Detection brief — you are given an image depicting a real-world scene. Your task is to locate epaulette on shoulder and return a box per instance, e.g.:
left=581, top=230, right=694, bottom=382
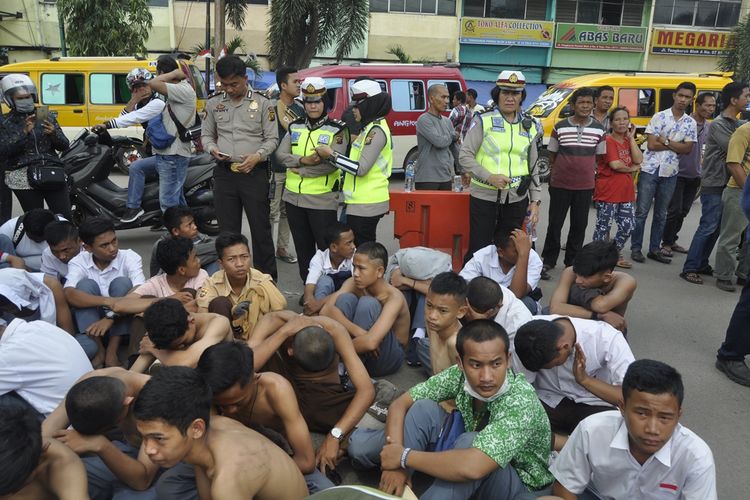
left=206, top=91, right=224, bottom=100
left=327, top=118, right=346, bottom=130
left=252, top=90, right=269, bottom=101
left=477, top=107, right=496, bottom=116
left=290, top=115, right=306, bottom=126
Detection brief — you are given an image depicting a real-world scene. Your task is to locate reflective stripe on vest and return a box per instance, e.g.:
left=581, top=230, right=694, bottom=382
left=471, top=112, right=536, bottom=191
left=286, top=122, right=341, bottom=195
left=342, top=120, right=392, bottom=205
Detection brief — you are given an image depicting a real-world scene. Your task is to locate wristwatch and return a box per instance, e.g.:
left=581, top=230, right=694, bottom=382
left=104, top=309, right=119, bottom=320
left=330, top=427, right=344, bottom=441
left=663, top=138, right=670, bottom=147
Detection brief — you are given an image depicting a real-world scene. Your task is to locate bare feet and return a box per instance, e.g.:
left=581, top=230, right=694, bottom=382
left=104, top=353, right=123, bottom=368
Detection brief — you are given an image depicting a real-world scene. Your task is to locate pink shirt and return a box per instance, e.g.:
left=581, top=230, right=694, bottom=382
left=133, top=270, right=209, bottom=297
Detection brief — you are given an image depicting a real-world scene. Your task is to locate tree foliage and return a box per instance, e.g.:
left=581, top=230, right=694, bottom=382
left=267, top=0, right=369, bottom=69
left=387, top=45, right=412, bottom=64
left=718, top=13, right=750, bottom=83
left=225, top=0, right=251, bottom=31
left=192, top=36, right=262, bottom=77
left=57, top=0, right=153, bottom=56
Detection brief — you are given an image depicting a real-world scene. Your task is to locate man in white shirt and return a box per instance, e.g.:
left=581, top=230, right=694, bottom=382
left=551, top=359, right=717, bottom=500
left=64, top=218, right=145, bottom=368
left=0, top=208, right=59, bottom=271
left=514, top=315, right=635, bottom=435
left=466, top=88, right=485, bottom=115
left=302, top=223, right=355, bottom=316
left=0, top=317, right=91, bottom=417
left=460, top=228, right=543, bottom=313
left=40, top=220, right=82, bottom=284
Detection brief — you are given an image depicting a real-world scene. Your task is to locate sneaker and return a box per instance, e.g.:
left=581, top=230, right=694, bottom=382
left=120, top=207, right=144, bottom=223
left=631, top=250, right=646, bottom=263
left=716, top=279, right=736, bottom=292
left=715, top=358, right=750, bottom=387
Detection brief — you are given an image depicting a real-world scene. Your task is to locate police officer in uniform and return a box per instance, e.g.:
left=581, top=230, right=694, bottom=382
left=315, top=79, right=393, bottom=246
left=201, top=55, right=279, bottom=279
left=459, top=70, right=543, bottom=261
left=276, top=77, right=349, bottom=282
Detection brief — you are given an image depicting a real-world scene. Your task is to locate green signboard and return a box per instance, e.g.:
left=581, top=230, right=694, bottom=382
left=555, top=23, right=647, bottom=52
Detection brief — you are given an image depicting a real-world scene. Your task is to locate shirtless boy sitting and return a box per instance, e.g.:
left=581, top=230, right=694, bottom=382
left=0, top=406, right=89, bottom=500
left=321, top=241, right=410, bottom=376
left=549, top=240, right=637, bottom=333
left=133, top=365, right=308, bottom=500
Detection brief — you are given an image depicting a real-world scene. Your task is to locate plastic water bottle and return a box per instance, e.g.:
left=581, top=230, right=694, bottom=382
left=404, top=161, right=415, bottom=192
left=524, top=210, right=537, bottom=242
left=452, top=175, right=463, bottom=192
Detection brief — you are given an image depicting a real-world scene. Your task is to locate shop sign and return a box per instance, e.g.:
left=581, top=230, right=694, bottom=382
left=651, top=29, right=731, bottom=56
left=555, top=23, right=647, bottom=52
left=460, top=17, right=555, bottom=47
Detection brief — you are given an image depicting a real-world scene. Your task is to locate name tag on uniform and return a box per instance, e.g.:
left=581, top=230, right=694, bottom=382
left=519, top=130, right=530, bottom=137
left=318, top=135, right=330, bottom=145
left=491, top=117, right=505, bottom=131
left=291, top=131, right=301, bottom=142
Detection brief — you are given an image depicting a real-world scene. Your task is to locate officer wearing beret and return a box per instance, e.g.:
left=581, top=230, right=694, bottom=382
left=202, top=55, right=279, bottom=280
left=459, top=70, right=543, bottom=261
left=276, top=77, right=349, bottom=282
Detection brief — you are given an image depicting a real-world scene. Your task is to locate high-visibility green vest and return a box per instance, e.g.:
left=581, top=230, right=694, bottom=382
left=286, top=121, right=341, bottom=195
left=471, top=111, right=538, bottom=190
left=342, top=119, right=392, bottom=205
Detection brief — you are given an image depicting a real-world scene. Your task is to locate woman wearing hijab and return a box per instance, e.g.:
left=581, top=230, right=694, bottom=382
left=316, top=79, right=392, bottom=246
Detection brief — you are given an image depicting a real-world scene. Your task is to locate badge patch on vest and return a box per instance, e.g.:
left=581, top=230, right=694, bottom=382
left=519, top=130, right=530, bottom=137
left=318, top=135, right=330, bottom=145
left=365, top=130, right=376, bottom=145
left=291, top=131, right=301, bottom=143
left=336, top=135, right=344, bottom=144
left=491, top=117, right=505, bottom=131
left=249, top=101, right=259, bottom=111
left=268, top=108, right=276, bottom=121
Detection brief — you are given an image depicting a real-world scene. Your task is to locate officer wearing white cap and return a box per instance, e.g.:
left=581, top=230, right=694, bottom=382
left=276, top=77, right=349, bottom=282
left=315, top=79, right=393, bottom=246
left=459, top=69, right=543, bottom=261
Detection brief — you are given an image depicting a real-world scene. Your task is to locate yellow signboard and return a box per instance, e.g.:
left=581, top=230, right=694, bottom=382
left=651, top=29, right=731, bottom=56
left=460, top=17, right=555, bottom=48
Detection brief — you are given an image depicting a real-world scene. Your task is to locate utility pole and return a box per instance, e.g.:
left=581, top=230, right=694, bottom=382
left=205, top=0, right=211, bottom=94
left=58, top=10, right=67, bottom=56
left=214, top=0, right=226, bottom=61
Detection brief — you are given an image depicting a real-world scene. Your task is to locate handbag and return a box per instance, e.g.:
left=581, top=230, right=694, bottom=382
left=20, top=155, right=67, bottom=190
left=145, top=113, right=177, bottom=150
left=434, top=410, right=466, bottom=452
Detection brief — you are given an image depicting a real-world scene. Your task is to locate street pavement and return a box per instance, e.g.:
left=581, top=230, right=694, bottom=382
left=12, top=174, right=748, bottom=497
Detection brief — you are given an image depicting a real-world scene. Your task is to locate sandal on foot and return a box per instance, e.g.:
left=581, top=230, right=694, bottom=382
left=672, top=244, right=688, bottom=254
left=660, top=246, right=674, bottom=258
left=616, top=258, right=633, bottom=269
left=680, top=272, right=703, bottom=285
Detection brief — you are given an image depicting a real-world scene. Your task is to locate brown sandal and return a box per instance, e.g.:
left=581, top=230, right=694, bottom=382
left=660, top=245, right=674, bottom=258
left=680, top=272, right=703, bottom=285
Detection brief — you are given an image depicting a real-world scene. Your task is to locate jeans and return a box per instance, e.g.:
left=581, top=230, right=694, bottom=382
left=83, top=441, right=158, bottom=500
left=714, top=187, right=750, bottom=281
left=663, top=176, right=701, bottom=246
left=334, top=293, right=404, bottom=377
left=717, top=278, right=750, bottom=360
left=630, top=171, right=677, bottom=253
left=73, top=277, right=133, bottom=336
left=126, top=155, right=188, bottom=212
left=683, top=192, right=723, bottom=273
left=593, top=201, right=635, bottom=251
left=348, top=400, right=532, bottom=500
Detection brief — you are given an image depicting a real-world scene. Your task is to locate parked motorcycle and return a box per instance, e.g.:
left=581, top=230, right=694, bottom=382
left=111, top=135, right=147, bottom=175
left=62, top=129, right=219, bottom=235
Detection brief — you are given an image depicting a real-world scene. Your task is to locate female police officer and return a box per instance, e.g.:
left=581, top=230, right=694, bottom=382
left=315, top=79, right=392, bottom=246
left=459, top=71, right=543, bottom=261
left=276, top=77, right=348, bottom=282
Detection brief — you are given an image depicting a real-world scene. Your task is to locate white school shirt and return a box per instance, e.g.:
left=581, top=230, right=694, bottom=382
left=495, top=284, right=533, bottom=354
left=0, top=269, right=56, bottom=324
left=40, top=245, right=84, bottom=281
left=0, top=318, right=91, bottom=415
left=516, top=315, right=635, bottom=408
left=459, top=244, right=543, bottom=291
left=305, top=249, right=353, bottom=285
left=64, top=249, right=145, bottom=294
left=551, top=411, right=717, bottom=500
left=0, top=216, right=49, bottom=258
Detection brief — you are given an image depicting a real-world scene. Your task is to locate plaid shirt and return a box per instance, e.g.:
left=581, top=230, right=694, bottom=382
left=449, top=104, right=473, bottom=144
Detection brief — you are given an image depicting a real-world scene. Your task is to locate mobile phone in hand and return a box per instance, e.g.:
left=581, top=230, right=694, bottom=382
left=36, top=105, right=50, bottom=123
left=217, top=151, right=231, bottom=159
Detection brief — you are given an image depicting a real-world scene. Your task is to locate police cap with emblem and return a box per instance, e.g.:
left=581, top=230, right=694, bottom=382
left=495, top=70, right=526, bottom=91
left=300, top=77, right=327, bottom=103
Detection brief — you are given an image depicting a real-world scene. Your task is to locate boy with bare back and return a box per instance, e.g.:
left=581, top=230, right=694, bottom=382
left=133, top=365, right=308, bottom=500
left=321, top=241, right=410, bottom=376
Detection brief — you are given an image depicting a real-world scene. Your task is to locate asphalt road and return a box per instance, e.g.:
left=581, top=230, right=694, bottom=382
left=10, top=175, right=748, bottom=497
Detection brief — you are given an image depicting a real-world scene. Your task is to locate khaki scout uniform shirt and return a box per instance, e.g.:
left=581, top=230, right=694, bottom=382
left=201, top=88, right=279, bottom=162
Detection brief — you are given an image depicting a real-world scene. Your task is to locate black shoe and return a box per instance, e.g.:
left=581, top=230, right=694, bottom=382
left=631, top=250, right=646, bottom=263
left=716, top=279, right=736, bottom=292
left=540, top=265, right=552, bottom=281
left=647, top=251, right=672, bottom=264
left=716, top=358, right=750, bottom=387
left=697, top=265, right=714, bottom=276
left=120, top=207, right=144, bottom=223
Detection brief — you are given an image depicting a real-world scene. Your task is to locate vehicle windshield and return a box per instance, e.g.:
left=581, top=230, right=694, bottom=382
left=527, top=86, right=573, bottom=118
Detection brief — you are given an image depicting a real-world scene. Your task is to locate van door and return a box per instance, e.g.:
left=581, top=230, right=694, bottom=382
left=39, top=72, right=86, bottom=128
left=616, top=87, right=655, bottom=132
left=89, top=73, right=133, bottom=127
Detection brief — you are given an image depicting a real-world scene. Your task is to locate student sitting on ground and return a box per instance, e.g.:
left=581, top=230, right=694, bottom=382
left=197, top=342, right=334, bottom=493
left=132, top=237, right=208, bottom=302
left=64, top=217, right=146, bottom=368
left=347, top=320, right=554, bottom=499
left=514, top=316, right=635, bottom=437
left=133, top=366, right=309, bottom=499
left=464, top=276, right=533, bottom=353
left=321, top=241, right=410, bottom=377
left=248, top=311, right=375, bottom=475
left=551, top=359, right=717, bottom=500
left=412, top=271, right=468, bottom=376
left=196, top=233, right=286, bottom=340
left=149, top=206, right=220, bottom=278
left=130, top=298, right=233, bottom=372
left=41, top=220, right=82, bottom=284
left=0, top=208, right=60, bottom=271
left=0, top=406, right=89, bottom=500
left=460, top=228, right=543, bottom=314
left=549, top=240, right=637, bottom=333
left=302, top=222, right=355, bottom=316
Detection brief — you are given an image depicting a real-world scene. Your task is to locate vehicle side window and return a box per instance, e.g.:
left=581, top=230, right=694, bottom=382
left=427, top=79, right=462, bottom=104
left=90, top=74, right=132, bottom=105
left=658, top=89, right=674, bottom=113
left=190, top=65, right=208, bottom=99
left=619, top=88, right=654, bottom=117
left=41, top=73, right=84, bottom=105
left=391, top=79, right=425, bottom=111
left=347, top=79, right=388, bottom=98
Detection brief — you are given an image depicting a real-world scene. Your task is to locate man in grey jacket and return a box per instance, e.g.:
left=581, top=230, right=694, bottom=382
left=414, top=84, right=457, bottom=190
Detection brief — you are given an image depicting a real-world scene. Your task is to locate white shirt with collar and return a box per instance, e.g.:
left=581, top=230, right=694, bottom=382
left=516, top=314, right=635, bottom=408
left=551, top=410, right=717, bottom=500
left=0, top=269, right=56, bottom=324
left=40, top=245, right=83, bottom=282
left=0, top=318, right=91, bottom=415
left=0, top=216, right=49, bottom=258
left=64, top=249, right=145, bottom=294
left=460, top=244, right=543, bottom=291
left=305, top=249, right=353, bottom=285
left=495, top=284, right=533, bottom=353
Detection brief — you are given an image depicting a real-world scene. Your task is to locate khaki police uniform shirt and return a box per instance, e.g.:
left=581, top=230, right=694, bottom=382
left=201, top=89, right=279, bottom=162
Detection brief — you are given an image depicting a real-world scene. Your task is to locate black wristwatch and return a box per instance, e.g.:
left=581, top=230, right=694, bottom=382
left=591, top=311, right=599, bottom=321
left=104, top=308, right=119, bottom=320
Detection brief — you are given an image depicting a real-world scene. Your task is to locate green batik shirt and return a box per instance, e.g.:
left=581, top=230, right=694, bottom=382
left=408, top=365, right=554, bottom=490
